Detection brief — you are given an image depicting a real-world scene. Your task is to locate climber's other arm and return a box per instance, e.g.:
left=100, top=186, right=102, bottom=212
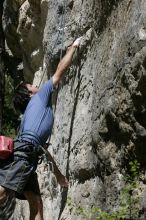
left=45, top=149, right=69, bottom=187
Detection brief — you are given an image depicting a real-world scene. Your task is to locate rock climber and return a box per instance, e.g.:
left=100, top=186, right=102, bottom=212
left=0, top=37, right=81, bottom=220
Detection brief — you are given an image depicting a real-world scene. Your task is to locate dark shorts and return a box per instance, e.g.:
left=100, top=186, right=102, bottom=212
left=0, top=140, right=41, bottom=200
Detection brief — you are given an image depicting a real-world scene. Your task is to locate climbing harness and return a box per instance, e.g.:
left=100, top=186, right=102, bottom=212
left=39, top=145, right=54, bottom=172
left=18, top=127, right=55, bottom=173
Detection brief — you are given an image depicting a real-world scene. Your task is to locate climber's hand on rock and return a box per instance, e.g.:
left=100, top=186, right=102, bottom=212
left=72, top=37, right=82, bottom=48
left=57, top=174, right=69, bottom=188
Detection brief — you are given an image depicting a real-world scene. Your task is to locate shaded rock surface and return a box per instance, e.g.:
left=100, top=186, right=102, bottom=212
left=2, top=0, right=146, bottom=219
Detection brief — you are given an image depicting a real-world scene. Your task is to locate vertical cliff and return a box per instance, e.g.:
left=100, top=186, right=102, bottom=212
left=2, top=0, right=146, bottom=219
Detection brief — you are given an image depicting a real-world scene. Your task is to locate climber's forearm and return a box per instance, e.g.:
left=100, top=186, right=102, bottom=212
left=46, top=150, right=69, bottom=187
left=52, top=45, right=76, bottom=86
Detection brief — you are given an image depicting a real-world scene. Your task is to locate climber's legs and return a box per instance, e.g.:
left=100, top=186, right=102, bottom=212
left=0, top=185, right=10, bottom=205
left=24, top=191, right=43, bottom=220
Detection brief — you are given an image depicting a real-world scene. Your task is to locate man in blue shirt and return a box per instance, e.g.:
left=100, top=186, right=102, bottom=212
left=0, top=38, right=81, bottom=220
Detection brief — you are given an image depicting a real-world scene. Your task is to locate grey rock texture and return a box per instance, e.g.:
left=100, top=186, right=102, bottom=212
left=2, top=0, right=146, bottom=219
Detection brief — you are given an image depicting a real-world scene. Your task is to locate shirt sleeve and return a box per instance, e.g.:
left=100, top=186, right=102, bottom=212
left=37, top=79, right=54, bottom=106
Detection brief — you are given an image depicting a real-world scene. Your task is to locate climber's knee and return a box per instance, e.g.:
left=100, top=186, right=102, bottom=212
left=0, top=186, right=9, bottom=204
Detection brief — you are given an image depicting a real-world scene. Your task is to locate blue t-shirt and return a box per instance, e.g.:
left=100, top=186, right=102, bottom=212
left=19, top=79, right=54, bottom=146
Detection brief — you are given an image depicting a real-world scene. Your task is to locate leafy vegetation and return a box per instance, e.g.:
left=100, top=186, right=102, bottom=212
left=67, top=160, right=141, bottom=220
left=2, top=74, right=18, bottom=137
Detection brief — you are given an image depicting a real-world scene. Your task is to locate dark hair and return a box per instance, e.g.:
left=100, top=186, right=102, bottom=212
left=13, top=81, right=31, bottom=114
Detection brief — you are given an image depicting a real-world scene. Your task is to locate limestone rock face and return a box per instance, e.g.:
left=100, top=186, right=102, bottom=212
left=2, top=0, right=146, bottom=219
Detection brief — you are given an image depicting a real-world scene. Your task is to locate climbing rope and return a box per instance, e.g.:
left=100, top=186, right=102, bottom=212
left=54, top=0, right=67, bottom=112
left=59, top=0, right=66, bottom=61
left=46, top=1, right=67, bottom=148
left=38, top=1, right=66, bottom=88
left=37, top=0, right=67, bottom=174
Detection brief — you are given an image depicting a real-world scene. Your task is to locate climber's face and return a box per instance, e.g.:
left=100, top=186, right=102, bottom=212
left=26, top=84, right=39, bottom=96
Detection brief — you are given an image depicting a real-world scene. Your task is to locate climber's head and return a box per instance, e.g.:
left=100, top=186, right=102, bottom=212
left=13, top=81, right=39, bottom=114
left=25, top=83, right=39, bottom=95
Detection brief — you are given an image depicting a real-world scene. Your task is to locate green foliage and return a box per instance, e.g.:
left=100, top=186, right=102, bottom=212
left=67, top=198, right=127, bottom=220
left=2, top=74, right=17, bottom=137
left=67, top=160, right=141, bottom=220
left=126, top=160, right=140, bottom=183
left=120, top=160, right=140, bottom=219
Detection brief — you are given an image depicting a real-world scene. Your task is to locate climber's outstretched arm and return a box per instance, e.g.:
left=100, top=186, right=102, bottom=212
left=46, top=149, right=69, bottom=187
left=52, top=37, right=81, bottom=86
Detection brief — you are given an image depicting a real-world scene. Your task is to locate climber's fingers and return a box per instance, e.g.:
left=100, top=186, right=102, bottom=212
left=72, top=37, right=82, bottom=48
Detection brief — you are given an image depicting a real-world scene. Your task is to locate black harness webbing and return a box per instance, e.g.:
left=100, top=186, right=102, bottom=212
left=16, top=129, right=54, bottom=172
